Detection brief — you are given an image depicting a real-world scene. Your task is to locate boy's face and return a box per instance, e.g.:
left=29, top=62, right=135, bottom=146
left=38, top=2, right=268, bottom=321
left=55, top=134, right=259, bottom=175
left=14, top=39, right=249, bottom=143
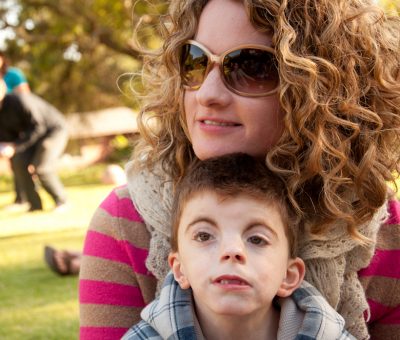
left=169, top=191, right=304, bottom=319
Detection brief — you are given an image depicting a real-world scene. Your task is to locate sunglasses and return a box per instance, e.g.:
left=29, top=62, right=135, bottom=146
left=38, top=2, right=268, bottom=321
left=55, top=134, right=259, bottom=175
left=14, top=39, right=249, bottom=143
left=180, top=40, right=279, bottom=97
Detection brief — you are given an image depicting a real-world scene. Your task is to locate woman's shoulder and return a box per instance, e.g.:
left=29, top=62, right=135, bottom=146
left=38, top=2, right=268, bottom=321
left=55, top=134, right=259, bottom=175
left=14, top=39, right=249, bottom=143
left=358, top=199, right=400, bottom=333
left=84, top=185, right=152, bottom=279
left=88, top=185, right=150, bottom=247
left=371, top=199, right=400, bottom=267
left=358, top=198, right=400, bottom=279
left=98, top=184, right=144, bottom=223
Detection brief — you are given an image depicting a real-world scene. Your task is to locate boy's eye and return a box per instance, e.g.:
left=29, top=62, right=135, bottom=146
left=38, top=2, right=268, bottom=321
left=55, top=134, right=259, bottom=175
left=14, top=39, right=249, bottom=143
left=194, top=231, right=213, bottom=242
left=247, top=235, right=267, bottom=246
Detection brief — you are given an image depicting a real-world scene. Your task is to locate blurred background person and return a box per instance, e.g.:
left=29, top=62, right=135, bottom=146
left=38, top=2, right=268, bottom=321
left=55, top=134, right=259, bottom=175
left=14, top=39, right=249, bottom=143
left=0, top=51, right=31, bottom=209
left=0, top=78, right=68, bottom=212
left=0, top=52, right=30, bottom=94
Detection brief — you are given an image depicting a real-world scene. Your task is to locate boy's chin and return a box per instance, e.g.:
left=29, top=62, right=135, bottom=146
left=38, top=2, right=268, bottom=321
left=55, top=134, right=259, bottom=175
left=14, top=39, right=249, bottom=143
left=200, top=298, right=269, bottom=317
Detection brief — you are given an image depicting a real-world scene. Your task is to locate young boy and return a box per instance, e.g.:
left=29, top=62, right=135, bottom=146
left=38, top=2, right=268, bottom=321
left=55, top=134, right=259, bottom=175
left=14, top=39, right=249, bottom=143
left=123, top=154, right=355, bottom=340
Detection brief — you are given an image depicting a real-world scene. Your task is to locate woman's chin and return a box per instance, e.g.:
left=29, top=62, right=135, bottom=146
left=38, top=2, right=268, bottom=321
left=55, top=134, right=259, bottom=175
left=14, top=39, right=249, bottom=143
left=194, top=147, right=267, bottom=161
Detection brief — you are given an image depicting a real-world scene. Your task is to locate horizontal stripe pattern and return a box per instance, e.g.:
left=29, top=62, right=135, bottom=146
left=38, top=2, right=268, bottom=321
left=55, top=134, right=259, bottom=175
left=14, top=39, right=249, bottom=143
left=80, top=187, right=157, bottom=340
left=358, top=249, right=400, bottom=278
left=80, top=279, right=146, bottom=307
left=80, top=304, right=142, bottom=328
left=376, top=224, right=400, bottom=250
left=359, top=276, right=400, bottom=308
left=368, top=299, right=400, bottom=325
left=134, top=274, right=157, bottom=305
left=359, top=206, right=400, bottom=338
left=379, top=308, right=400, bottom=325
left=87, top=209, right=152, bottom=249
left=83, top=230, right=150, bottom=275
left=79, top=256, right=138, bottom=286
left=80, top=327, right=127, bottom=340
left=386, top=200, right=400, bottom=225
left=117, top=217, right=153, bottom=250
left=100, top=188, right=143, bottom=222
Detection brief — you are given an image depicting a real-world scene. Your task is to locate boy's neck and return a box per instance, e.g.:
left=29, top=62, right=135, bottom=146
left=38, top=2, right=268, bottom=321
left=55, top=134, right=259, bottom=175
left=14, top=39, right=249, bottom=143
left=195, top=303, right=279, bottom=340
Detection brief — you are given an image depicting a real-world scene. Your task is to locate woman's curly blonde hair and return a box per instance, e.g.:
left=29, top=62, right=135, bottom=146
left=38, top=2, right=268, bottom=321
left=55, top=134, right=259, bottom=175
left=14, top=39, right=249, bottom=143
left=133, top=0, right=400, bottom=241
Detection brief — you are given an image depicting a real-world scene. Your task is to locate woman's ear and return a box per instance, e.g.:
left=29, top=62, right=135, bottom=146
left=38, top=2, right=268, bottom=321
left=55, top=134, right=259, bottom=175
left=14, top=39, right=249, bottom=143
left=276, top=257, right=305, bottom=298
left=168, top=252, right=191, bottom=289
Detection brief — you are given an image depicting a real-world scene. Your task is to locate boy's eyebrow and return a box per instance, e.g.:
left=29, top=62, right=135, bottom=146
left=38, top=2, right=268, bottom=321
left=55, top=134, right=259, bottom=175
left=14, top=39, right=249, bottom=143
left=185, top=216, right=217, bottom=231
left=246, top=221, right=279, bottom=239
left=184, top=216, right=280, bottom=238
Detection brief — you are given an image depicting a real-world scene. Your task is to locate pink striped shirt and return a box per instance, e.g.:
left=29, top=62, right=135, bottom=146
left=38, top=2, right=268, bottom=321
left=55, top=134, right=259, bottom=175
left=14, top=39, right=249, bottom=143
left=79, top=186, right=400, bottom=339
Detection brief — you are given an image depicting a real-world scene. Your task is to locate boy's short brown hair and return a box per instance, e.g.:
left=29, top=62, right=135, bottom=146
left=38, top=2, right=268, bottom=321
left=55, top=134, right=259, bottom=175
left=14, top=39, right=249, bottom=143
left=170, top=153, right=299, bottom=258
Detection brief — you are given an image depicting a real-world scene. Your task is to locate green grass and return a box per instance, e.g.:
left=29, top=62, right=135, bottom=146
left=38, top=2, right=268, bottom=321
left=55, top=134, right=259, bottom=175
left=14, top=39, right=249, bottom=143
left=0, top=230, right=84, bottom=340
left=0, top=169, right=115, bottom=339
left=0, top=163, right=110, bottom=194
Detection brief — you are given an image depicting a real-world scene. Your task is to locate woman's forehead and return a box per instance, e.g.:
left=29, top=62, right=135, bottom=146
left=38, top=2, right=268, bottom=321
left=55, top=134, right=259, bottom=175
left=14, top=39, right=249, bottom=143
left=195, top=0, right=273, bottom=51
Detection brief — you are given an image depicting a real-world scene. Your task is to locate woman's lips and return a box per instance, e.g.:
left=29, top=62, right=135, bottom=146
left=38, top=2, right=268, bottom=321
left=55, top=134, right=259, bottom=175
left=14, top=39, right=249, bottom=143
left=202, top=119, right=240, bottom=127
left=197, top=118, right=242, bottom=132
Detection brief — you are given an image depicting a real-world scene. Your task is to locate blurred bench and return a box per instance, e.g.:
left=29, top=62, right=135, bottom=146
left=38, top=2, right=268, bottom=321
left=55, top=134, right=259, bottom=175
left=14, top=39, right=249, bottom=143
left=66, top=107, right=138, bottom=140
left=61, top=106, right=138, bottom=169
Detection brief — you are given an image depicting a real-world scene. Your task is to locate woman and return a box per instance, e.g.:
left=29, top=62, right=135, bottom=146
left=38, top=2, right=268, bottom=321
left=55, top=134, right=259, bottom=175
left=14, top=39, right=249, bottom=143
left=79, top=0, right=400, bottom=339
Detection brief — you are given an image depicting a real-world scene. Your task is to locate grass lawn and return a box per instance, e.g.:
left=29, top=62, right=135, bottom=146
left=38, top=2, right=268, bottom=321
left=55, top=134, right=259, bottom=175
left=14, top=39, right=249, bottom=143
left=0, top=166, right=115, bottom=339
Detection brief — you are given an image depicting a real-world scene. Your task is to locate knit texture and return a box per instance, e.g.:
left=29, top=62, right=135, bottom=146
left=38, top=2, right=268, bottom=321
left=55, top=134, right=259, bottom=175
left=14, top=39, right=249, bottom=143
left=299, top=204, right=388, bottom=339
left=125, top=162, right=174, bottom=290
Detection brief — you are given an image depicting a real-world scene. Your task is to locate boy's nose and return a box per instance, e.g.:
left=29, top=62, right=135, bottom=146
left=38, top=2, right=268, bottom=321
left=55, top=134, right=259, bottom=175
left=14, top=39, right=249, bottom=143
left=220, top=242, right=246, bottom=263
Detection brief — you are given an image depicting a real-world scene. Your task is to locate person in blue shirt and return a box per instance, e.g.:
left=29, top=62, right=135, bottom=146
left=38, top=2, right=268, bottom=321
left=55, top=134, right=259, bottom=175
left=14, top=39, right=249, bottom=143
left=0, top=52, right=31, bottom=208
left=0, top=78, right=68, bottom=211
left=0, top=52, right=30, bottom=94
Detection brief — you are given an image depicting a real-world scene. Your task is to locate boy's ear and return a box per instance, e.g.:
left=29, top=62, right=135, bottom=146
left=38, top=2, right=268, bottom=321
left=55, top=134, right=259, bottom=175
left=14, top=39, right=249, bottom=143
left=276, top=257, right=305, bottom=298
left=168, top=252, right=191, bottom=289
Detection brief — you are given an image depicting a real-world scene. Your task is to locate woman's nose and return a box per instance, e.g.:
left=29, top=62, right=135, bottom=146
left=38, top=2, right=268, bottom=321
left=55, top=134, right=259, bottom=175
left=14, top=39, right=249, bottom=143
left=195, top=65, right=232, bottom=108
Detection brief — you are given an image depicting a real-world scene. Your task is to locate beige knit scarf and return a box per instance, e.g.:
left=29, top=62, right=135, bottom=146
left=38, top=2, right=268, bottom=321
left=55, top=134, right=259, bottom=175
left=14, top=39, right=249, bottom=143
left=126, top=161, right=388, bottom=340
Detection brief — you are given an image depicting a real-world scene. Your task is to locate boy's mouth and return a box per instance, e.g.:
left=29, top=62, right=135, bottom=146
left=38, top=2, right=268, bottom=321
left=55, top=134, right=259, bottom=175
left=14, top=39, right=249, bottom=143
left=213, top=275, right=250, bottom=286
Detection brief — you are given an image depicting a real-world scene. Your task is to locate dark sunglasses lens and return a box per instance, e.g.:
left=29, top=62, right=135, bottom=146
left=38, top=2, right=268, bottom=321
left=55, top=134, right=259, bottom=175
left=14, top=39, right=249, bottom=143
left=223, top=48, right=279, bottom=94
left=181, top=44, right=208, bottom=88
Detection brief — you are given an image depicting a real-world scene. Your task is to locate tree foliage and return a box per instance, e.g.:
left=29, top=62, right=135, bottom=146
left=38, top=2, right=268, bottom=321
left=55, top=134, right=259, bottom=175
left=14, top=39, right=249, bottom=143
left=2, top=0, right=396, bottom=114
left=0, top=0, right=167, bottom=113
left=378, top=0, right=400, bottom=15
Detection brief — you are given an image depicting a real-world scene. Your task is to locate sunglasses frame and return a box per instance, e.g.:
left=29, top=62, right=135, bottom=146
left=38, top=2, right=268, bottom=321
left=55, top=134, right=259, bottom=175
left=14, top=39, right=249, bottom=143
left=181, top=39, right=279, bottom=97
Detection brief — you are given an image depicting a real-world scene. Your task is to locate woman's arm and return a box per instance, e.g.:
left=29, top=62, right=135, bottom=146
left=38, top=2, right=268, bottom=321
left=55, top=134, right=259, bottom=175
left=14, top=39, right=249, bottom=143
left=79, top=186, right=157, bottom=340
left=359, top=200, right=400, bottom=339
